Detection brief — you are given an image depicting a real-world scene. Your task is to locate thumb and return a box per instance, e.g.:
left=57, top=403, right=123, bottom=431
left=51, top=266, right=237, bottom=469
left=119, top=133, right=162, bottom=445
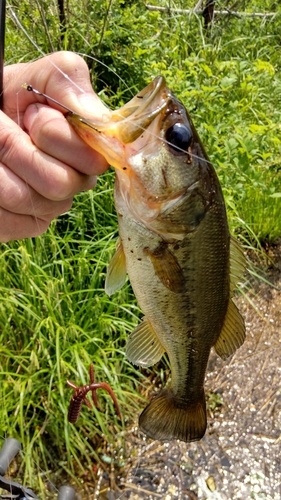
left=4, top=51, right=110, bottom=123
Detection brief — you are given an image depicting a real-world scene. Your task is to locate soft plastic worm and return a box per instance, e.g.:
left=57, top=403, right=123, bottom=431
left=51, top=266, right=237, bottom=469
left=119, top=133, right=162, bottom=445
left=67, top=364, right=121, bottom=423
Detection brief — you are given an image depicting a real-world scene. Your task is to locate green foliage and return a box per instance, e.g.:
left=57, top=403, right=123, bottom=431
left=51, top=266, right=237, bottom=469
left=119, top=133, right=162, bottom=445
left=7, top=0, right=281, bottom=242
left=0, top=175, right=147, bottom=493
left=207, top=391, right=224, bottom=412
left=2, top=0, right=281, bottom=494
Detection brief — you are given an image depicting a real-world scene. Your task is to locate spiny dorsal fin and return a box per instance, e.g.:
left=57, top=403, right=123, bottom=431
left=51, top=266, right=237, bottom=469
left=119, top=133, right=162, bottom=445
left=105, top=240, right=127, bottom=296
left=126, top=317, right=165, bottom=367
left=214, top=299, right=245, bottom=360
left=143, top=242, right=185, bottom=293
left=230, top=236, right=246, bottom=292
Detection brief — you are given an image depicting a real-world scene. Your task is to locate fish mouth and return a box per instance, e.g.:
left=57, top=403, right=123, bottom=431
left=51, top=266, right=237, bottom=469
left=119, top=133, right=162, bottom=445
left=109, top=76, right=169, bottom=143
left=66, top=76, right=170, bottom=170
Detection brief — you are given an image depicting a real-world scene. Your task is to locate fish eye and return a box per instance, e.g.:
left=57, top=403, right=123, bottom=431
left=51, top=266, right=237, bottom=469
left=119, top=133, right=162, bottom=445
left=165, top=123, right=193, bottom=153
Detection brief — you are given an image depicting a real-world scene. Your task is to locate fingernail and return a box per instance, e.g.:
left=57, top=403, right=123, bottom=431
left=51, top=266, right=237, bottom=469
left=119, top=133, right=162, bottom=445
left=76, top=93, right=110, bottom=119
left=24, top=103, right=39, bottom=129
left=84, top=175, right=97, bottom=190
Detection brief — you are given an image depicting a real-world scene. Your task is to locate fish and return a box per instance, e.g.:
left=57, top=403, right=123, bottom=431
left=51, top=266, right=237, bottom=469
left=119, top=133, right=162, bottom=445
left=66, top=76, right=246, bottom=442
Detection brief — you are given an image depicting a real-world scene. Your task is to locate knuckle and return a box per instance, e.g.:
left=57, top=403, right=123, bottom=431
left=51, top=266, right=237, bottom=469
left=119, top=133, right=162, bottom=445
left=60, top=197, right=73, bottom=213
left=0, top=124, right=19, bottom=163
left=46, top=52, right=90, bottom=90
left=26, top=105, right=63, bottom=145
left=50, top=51, right=89, bottom=74
left=40, top=170, right=76, bottom=202
left=0, top=211, right=50, bottom=242
left=45, top=198, right=73, bottom=218
left=29, top=218, right=51, bottom=237
left=0, top=132, right=10, bottom=160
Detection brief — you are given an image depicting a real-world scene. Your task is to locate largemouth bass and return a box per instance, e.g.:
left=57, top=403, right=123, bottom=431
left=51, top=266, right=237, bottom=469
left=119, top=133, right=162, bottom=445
left=66, top=76, right=245, bottom=442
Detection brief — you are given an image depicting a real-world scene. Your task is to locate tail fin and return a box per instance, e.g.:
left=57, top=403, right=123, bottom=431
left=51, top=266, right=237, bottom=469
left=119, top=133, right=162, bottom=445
left=139, top=389, right=207, bottom=442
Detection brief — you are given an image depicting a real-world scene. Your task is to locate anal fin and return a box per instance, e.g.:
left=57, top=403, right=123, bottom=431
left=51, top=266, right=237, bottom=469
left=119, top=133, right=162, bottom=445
left=126, top=318, right=165, bottom=368
left=214, top=299, right=245, bottom=360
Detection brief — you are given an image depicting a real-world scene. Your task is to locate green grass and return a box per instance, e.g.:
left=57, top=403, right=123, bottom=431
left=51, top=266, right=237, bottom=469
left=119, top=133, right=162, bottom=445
left=0, top=173, right=147, bottom=495
left=1, top=0, right=281, bottom=496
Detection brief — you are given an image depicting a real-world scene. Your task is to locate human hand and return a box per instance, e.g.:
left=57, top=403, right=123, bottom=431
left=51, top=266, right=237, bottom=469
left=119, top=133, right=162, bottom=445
left=1, top=51, right=110, bottom=242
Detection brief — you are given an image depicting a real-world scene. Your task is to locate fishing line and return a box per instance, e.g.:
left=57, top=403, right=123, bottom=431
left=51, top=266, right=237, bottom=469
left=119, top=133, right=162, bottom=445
left=8, top=4, right=217, bottom=169
left=6, top=3, right=87, bottom=237
left=19, top=77, right=221, bottom=248
left=22, top=82, right=217, bottom=170
left=7, top=8, right=238, bottom=499
left=7, top=4, right=85, bottom=93
left=7, top=6, right=134, bottom=96
left=7, top=4, right=42, bottom=54
left=76, top=52, right=134, bottom=97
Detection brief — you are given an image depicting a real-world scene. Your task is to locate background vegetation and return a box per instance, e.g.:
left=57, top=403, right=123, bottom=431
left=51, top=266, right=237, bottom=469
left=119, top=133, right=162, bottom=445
left=1, top=0, right=281, bottom=497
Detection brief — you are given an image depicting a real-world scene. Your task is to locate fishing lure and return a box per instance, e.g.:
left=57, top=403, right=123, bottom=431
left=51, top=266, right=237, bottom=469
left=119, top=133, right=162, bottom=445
left=67, top=364, right=121, bottom=423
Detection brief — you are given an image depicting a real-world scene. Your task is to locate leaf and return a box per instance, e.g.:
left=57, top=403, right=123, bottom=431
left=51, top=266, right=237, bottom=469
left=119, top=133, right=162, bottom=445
left=220, top=76, right=237, bottom=88
left=269, top=193, right=281, bottom=198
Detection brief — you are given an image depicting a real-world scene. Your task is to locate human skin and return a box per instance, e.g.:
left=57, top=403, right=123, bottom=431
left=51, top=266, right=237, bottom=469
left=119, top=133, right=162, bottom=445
left=0, top=51, right=110, bottom=242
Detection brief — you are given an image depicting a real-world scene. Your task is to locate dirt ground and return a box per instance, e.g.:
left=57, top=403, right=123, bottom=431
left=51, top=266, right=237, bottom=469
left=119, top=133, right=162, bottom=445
left=93, top=244, right=281, bottom=500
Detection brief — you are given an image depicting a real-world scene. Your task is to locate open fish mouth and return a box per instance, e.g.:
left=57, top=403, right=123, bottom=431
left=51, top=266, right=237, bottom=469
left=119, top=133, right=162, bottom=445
left=109, top=75, right=170, bottom=143
left=66, top=76, right=170, bottom=169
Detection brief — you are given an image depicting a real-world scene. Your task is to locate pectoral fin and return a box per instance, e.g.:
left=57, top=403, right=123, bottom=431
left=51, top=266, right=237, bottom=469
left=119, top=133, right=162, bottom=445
left=214, top=299, right=245, bottom=360
left=144, top=243, right=185, bottom=293
left=126, top=318, right=165, bottom=367
left=105, top=241, right=127, bottom=296
left=230, top=236, right=246, bottom=292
